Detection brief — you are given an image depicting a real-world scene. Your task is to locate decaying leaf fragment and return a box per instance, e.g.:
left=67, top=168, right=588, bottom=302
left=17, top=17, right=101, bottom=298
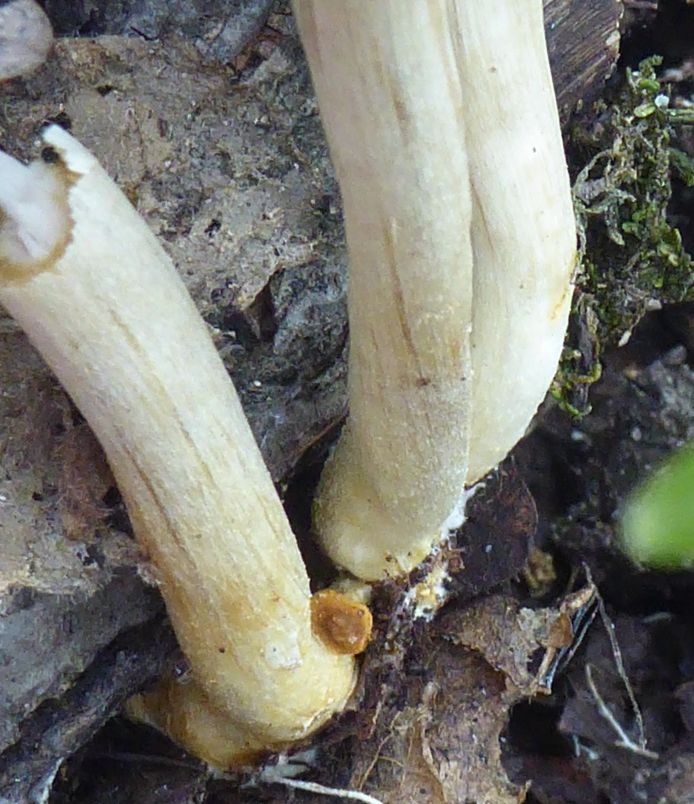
left=338, top=593, right=587, bottom=804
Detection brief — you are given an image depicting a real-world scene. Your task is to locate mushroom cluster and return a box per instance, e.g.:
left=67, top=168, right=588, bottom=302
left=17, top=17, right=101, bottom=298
left=0, top=126, right=364, bottom=767
left=298, top=0, right=577, bottom=581
left=0, top=0, right=575, bottom=768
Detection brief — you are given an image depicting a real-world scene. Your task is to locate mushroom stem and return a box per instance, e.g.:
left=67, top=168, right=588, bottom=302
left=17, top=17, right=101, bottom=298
left=456, top=1, right=577, bottom=483
left=295, top=0, right=475, bottom=581
left=295, top=0, right=576, bottom=581
left=0, top=126, right=360, bottom=767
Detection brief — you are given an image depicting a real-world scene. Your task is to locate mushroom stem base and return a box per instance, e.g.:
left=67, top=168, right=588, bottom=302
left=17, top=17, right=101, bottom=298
left=127, top=677, right=281, bottom=769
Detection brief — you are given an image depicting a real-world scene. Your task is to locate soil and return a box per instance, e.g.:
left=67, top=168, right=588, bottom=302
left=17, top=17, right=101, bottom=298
left=0, top=1, right=693, bottom=803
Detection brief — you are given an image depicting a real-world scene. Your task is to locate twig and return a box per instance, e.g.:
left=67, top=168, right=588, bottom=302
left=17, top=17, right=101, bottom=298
left=597, top=596, right=647, bottom=748
left=89, top=751, right=203, bottom=771
left=623, top=0, right=658, bottom=10
left=583, top=564, right=648, bottom=751
left=585, top=664, right=659, bottom=760
left=263, top=775, right=385, bottom=803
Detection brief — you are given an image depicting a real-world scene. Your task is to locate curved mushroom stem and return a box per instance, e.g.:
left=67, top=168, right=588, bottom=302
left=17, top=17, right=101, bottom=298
left=0, top=126, right=363, bottom=767
left=295, top=0, right=475, bottom=581
left=456, top=1, right=578, bottom=483
left=295, top=0, right=576, bottom=581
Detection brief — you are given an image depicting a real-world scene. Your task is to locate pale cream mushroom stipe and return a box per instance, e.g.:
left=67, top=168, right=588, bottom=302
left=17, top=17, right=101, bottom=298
left=0, top=126, right=368, bottom=768
left=0, top=0, right=576, bottom=769
left=297, top=0, right=577, bottom=581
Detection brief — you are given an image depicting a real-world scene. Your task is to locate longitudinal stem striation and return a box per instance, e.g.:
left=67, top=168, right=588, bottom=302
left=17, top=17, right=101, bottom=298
left=296, top=0, right=577, bottom=581
left=0, top=126, right=362, bottom=768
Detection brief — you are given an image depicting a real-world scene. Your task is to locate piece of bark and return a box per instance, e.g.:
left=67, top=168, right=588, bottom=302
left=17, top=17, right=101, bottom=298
left=0, top=332, right=163, bottom=756
left=42, top=0, right=277, bottom=65
left=0, top=618, right=178, bottom=804
left=544, top=0, right=623, bottom=124
left=448, top=463, right=537, bottom=601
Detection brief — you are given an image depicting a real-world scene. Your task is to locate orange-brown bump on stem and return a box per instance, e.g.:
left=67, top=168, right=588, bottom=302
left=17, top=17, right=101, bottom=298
left=311, top=589, right=373, bottom=655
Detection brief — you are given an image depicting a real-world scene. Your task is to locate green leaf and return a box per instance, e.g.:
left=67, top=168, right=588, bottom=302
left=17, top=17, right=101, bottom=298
left=622, top=443, right=694, bottom=568
left=634, top=102, right=657, bottom=118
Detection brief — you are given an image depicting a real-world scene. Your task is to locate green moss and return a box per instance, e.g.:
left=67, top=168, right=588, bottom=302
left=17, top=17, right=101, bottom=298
left=551, top=346, right=602, bottom=418
left=554, top=57, right=694, bottom=417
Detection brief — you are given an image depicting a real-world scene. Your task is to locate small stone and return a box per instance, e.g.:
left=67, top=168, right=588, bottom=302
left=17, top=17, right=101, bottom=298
left=0, top=0, right=53, bottom=82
